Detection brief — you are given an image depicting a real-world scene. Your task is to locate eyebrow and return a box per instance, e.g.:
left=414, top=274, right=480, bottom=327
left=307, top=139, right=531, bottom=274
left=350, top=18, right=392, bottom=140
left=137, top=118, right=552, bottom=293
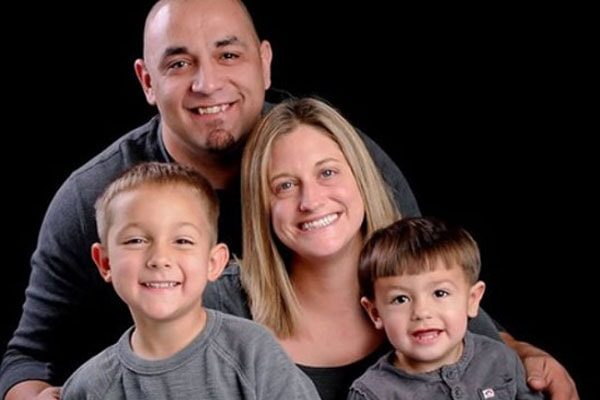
left=381, top=278, right=459, bottom=292
left=427, top=279, right=459, bottom=288
left=269, top=157, right=342, bottom=183
left=215, top=35, right=247, bottom=48
left=160, top=35, right=249, bottom=62
left=315, top=157, right=342, bottom=167
left=162, top=46, right=188, bottom=59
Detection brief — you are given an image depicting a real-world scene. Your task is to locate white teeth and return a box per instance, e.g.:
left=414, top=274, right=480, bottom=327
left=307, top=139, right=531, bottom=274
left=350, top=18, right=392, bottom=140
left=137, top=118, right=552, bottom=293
left=301, top=213, right=338, bottom=231
left=197, top=104, right=229, bottom=115
left=143, top=282, right=179, bottom=289
left=415, top=331, right=439, bottom=340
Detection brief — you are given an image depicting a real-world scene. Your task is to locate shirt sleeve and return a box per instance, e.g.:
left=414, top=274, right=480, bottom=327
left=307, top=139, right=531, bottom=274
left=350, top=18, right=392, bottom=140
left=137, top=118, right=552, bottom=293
left=513, top=350, right=545, bottom=400
left=358, top=130, right=421, bottom=218
left=203, top=263, right=252, bottom=319
left=1, top=176, right=122, bottom=396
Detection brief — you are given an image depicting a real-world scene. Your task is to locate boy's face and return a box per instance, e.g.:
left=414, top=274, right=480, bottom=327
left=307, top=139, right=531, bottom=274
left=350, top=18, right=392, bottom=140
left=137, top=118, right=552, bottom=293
left=361, top=261, right=485, bottom=374
left=92, top=183, right=228, bottom=327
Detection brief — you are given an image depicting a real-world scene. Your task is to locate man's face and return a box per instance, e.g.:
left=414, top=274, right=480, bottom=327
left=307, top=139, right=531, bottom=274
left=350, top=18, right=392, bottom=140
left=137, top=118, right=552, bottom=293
left=138, top=0, right=272, bottom=157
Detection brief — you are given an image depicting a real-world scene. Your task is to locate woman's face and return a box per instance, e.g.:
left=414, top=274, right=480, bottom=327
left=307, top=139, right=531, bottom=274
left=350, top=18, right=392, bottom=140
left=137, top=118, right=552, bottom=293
left=267, top=124, right=365, bottom=261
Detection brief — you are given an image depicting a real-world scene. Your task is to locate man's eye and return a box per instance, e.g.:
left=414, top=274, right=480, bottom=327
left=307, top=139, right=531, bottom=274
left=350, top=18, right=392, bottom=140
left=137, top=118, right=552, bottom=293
left=221, top=52, right=239, bottom=60
left=169, top=60, right=189, bottom=70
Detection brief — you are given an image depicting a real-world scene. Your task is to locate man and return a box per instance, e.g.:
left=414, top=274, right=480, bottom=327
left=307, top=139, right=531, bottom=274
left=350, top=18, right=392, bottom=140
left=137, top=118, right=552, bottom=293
left=0, top=1, right=577, bottom=399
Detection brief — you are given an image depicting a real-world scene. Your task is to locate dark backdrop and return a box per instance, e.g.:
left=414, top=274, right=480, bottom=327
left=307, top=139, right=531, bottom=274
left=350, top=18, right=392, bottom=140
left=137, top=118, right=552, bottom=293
left=2, top=1, right=588, bottom=397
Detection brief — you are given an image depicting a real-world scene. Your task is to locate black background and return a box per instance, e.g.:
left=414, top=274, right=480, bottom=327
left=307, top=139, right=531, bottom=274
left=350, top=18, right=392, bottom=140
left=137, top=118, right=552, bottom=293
left=2, top=1, right=589, bottom=397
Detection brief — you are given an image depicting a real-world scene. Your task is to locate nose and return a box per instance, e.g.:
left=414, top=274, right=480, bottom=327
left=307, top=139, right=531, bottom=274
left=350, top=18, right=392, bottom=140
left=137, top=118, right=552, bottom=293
left=191, top=61, right=222, bottom=94
left=146, top=243, right=172, bottom=269
left=298, top=181, right=325, bottom=212
left=411, top=296, right=433, bottom=321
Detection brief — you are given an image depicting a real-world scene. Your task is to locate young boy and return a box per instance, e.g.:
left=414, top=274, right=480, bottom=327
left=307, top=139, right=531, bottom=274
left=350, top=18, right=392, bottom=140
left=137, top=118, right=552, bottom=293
left=60, top=162, right=319, bottom=399
left=349, top=217, right=543, bottom=400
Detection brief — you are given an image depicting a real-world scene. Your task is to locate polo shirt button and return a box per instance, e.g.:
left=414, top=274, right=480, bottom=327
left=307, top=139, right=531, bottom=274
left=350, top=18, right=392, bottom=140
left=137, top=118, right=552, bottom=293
left=452, top=386, right=464, bottom=399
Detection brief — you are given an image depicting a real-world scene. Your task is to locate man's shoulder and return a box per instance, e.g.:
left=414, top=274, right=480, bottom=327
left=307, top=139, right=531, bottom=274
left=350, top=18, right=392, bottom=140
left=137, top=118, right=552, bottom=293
left=52, top=115, right=165, bottom=207
left=70, top=115, right=163, bottom=184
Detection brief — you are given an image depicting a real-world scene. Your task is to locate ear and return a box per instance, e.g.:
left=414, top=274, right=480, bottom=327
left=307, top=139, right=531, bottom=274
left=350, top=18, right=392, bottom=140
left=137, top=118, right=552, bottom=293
left=207, top=243, right=230, bottom=282
left=91, top=243, right=112, bottom=282
left=467, top=280, right=486, bottom=318
left=134, top=58, right=156, bottom=105
left=360, top=296, right=384, bottom=330
left=259, top=40, right=273, bottom=90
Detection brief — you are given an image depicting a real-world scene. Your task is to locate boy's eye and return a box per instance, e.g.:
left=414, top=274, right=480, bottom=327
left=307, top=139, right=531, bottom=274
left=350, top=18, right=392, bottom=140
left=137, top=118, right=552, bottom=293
left=434, top=290, right=449, bottom=298
left=123, top=237, right=146, bottom=246
left=392, top=295, right=409, bottom=304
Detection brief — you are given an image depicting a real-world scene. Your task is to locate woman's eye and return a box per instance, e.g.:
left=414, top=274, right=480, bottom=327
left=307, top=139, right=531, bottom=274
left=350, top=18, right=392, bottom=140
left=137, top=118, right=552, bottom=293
left=321, top=169, right=335, bottom=178
left=275, top=180, right=294, bottom=193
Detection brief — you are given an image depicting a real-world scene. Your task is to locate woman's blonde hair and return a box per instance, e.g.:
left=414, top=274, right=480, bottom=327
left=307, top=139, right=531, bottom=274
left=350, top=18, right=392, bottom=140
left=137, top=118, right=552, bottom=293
left=241, top=98, right=400, bottom=336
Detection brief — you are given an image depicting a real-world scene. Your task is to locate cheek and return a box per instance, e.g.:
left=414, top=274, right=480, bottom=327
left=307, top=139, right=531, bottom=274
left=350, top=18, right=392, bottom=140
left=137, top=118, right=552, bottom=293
left=379, top=307, right=408, bottom=330
left=241, top=62, right=267, bottom=87
left=109, top=251, right=142, bottom=277
left=270, top=200, right=291, bottom=236
left=110, top=263, right=136, bottom=283
left=444, top=303, right=470, bottom=331
left=381, top=312, right=409, bottom=342
left=340, top=181, right=364, bottom=212
left=156, top=80, right=185, bottom=105
left=346, top=190, right=365, bottom=227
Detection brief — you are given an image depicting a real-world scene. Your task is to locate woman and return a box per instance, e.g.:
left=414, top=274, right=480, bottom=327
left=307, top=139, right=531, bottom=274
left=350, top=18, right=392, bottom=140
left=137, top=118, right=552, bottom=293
left=204, top=98, right=576, bottom=400
left=206, top=97, right=498, bottom=399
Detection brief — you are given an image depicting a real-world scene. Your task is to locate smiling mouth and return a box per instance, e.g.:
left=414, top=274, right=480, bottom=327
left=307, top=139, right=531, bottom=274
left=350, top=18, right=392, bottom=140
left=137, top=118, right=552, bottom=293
left=411, top=329, right=443, bottom=343
left=195, top=103, right=232, bottom=115
left=300, top=213, right=339, bottom=231
left=142, top=281, right=180, bottom=289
